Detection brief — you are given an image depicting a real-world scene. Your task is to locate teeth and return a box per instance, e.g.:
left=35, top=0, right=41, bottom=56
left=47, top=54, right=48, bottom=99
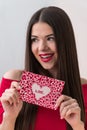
left=41, top=55, right=52, bottom=58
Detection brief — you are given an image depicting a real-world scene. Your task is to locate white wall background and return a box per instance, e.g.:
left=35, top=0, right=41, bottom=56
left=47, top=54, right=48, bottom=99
left=0, top=0, right=87, bottom=80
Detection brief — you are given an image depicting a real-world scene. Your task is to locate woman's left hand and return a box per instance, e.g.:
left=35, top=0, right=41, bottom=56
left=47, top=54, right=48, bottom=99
left=55, top=95, right=84, bottom=129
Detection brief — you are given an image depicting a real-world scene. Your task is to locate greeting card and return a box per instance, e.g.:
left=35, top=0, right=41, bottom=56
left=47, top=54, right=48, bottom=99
left=19, top=71, right=65, bottom=110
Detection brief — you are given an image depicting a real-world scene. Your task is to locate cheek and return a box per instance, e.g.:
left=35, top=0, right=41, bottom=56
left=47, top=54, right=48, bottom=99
left=50, top=44, right=57, bottom=52
left=52, top=45, right=58, bottom=58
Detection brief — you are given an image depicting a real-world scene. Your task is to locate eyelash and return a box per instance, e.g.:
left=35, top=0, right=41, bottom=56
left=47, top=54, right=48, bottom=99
left=47, top=36, right=55, bottom=41
left=31, top=38, right=38, bottom=43
left=31, top=36, right=55, bottom=43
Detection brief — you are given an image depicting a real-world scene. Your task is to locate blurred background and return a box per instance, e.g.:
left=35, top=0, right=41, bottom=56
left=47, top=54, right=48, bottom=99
left=0, top=0, right=87, bottom=79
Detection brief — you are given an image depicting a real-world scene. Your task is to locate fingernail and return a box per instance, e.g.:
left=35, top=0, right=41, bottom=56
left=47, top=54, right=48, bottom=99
left=60, top=116, right=63, bottom=119
left=54, top=104, right=58, bottom=109
left=17, top=86, right=21, bottom=92
left=19, top=86, right=21, bottom=89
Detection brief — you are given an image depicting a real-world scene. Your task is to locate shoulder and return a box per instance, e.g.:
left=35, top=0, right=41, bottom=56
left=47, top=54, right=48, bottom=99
left=3, top=69, right=23, bottom=81
left=81, top=78, right=87, bottom=85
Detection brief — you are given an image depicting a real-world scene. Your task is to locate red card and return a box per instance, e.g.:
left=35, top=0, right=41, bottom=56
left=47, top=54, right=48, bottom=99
left=19, top=71, right=65, bottom=110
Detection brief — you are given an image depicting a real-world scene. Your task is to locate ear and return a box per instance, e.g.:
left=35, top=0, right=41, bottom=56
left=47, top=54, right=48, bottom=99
left=81, top=78, right=87, bottom=85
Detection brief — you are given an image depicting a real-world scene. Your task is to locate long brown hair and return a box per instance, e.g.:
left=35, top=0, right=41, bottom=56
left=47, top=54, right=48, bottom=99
left=15, top=6, right=85, bottom=130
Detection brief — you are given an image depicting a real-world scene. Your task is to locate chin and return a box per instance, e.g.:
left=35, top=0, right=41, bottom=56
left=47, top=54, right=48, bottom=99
left=42, top=65, right=54, bottom=70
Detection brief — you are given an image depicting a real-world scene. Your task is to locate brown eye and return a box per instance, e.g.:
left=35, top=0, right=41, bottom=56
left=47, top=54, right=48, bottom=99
left=31, top=38, right=38, bottom=43
left=47, top=36, right=55, bottom=41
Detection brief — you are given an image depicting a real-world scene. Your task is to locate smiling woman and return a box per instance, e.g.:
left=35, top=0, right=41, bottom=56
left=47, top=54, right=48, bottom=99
left=31, top=22, right=58, bottom=76
left=0, top=6, right=86, bottom=130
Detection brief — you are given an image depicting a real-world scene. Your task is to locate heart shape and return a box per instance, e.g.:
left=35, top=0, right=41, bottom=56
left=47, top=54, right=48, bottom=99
left=32, top=83, right=51, bottom=100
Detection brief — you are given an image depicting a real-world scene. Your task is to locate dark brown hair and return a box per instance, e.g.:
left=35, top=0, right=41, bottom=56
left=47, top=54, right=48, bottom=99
left=15, top=6, right=85, bottom=130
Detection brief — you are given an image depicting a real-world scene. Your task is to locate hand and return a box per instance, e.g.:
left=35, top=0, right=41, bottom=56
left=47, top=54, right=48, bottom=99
left=0, top=81, right=23, bottom=121
left=55, top=95, right=84, bottom=129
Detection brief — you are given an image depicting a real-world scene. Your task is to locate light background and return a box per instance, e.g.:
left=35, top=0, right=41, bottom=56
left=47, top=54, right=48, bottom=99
left=0, top=0, right=87, bottom=79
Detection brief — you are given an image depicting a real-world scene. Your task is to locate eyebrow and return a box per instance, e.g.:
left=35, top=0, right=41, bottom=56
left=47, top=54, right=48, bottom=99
left=45, top=34, right=54, bottom=38
left=31, top=34, right=54, bottom=38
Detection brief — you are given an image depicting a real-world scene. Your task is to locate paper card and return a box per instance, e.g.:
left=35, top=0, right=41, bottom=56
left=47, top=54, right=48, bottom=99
left=19, top=71, right=65, bottom=110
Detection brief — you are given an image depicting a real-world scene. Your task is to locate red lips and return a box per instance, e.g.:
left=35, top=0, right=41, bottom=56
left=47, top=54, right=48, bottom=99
left=39, top=53, right=54, bottom=62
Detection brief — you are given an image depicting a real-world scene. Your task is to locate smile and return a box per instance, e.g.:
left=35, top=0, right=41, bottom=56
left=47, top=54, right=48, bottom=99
left=39, top=53, right=54, bottom=62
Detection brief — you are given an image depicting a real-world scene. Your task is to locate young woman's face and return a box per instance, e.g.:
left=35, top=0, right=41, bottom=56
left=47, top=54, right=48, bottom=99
left=31, top=22, right=58, bottom=71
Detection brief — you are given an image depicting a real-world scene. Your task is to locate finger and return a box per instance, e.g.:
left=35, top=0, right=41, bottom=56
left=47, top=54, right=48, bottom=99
left=11, top=81, right=21, bottom=90
left=65, top=105, right=81, bottom=118
left=1, top=93, right=14, bottom=105
left=7, top=92, right=19, bottom=105
left=60, top=99, right=77, bottom=113
left=60, top=102, right=80, bottom=119
left=2, top=88, right=20, bottom=105
left=55, top=95, right=71, bottom=109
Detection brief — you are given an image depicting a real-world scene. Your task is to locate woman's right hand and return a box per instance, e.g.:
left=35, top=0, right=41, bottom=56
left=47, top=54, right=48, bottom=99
left=0, top=81, right=23, bottom=121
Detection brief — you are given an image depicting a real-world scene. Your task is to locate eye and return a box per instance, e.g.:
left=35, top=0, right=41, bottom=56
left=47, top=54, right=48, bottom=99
left=47, top=36, right=55, bottom=41
left=31, top=37, right=38, bottom=43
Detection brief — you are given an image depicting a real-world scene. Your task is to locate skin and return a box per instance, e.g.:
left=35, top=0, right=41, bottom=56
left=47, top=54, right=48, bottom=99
left=0, top=22, right=85, bottom=130
left=31, top=22, right=58, bottom=78
left=0, top=80, right=23, bottom=130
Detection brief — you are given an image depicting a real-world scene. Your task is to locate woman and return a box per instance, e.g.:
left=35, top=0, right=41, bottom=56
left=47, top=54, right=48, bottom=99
left=0, top=6, right=85, bottom=130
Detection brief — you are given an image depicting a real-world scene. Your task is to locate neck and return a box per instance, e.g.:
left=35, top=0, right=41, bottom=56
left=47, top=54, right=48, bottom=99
left=48, top=67, right=58, bottom=79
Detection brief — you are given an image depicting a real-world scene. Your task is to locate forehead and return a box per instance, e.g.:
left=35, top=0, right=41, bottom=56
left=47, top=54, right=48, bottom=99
left=31, top=22, right=54, bottom=36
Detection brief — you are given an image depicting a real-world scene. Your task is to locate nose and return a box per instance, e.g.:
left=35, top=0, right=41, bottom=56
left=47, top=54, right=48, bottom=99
left=38, top=39, right=48, bottom=51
